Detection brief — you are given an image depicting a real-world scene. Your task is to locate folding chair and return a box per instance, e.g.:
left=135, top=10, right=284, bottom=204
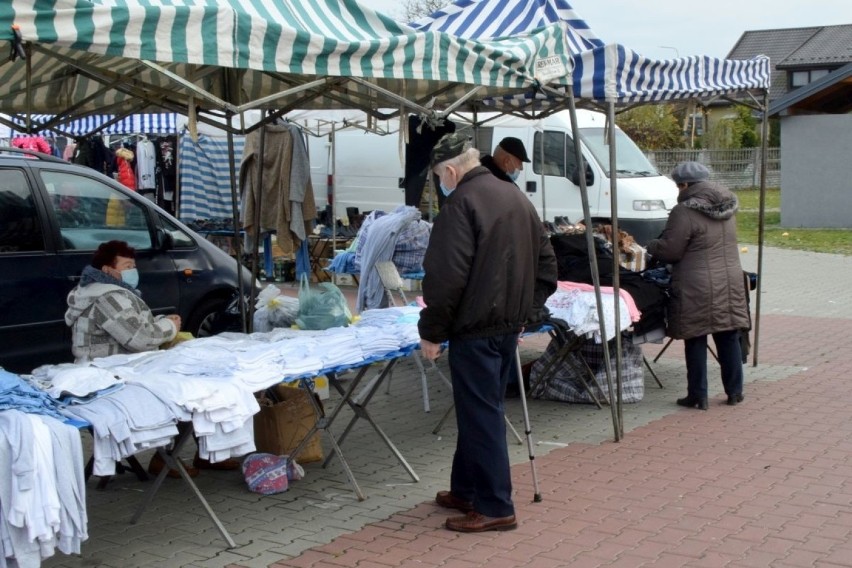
left=375, top=261, right=452, bottom=412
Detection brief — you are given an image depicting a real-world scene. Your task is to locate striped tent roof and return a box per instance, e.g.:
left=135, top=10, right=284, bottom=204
left=0, top=0, right=574, bottom=123
left=410, top=0, right=602, bottom=54
left=413, top=0, right=770, bottom=104
left=6, top=113, right=179, bottom=136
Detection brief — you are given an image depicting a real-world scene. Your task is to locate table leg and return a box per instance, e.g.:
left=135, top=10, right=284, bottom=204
left=130, top=425, right=236, bottom=548
left=288, top=367, right=373, bottom=501
left=324, top=360, right=419, bottom=482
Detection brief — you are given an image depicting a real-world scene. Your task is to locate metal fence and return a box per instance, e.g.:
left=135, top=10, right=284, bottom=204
left=645, top=147, right=780, bottom=189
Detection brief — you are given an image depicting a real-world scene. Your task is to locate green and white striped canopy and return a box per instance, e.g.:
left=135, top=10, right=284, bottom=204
left=0, top=0, right=573, bottom=125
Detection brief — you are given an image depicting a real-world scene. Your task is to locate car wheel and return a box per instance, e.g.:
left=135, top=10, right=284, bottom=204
left=186, top=297, right=229, bottom=338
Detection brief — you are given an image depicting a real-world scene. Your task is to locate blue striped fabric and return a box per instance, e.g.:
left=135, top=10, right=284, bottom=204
left=8, top=114, right=178, bottom=136
left=413, top=0, right=770, bottom=104
left=410, top=0, right=602, bottom=53
left=178, top=134, right=245, bottom=221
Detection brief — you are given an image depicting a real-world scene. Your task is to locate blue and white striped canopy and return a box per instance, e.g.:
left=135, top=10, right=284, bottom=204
left=0, top=0, right=575, bottom=121
left=413, top=0, right=770, bottom=104
left=7, top=114, right=179, bottom=136
left=410, top=0, right=602, bottom=54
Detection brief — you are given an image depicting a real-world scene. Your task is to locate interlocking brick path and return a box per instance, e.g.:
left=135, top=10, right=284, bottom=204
left=42, top=247, right=852, bottom=568
left=260, top=313, right=852, bottom=568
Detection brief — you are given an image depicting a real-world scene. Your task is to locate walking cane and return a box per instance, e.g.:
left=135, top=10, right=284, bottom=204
left=515, top=346, right=542, bottom=502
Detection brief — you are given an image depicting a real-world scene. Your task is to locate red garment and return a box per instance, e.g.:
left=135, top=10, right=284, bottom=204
left=114, top=147, right=136, bottom=190
left=116, top=157, right=136, bottom=190
left=11, top=135, right=51, bottom=155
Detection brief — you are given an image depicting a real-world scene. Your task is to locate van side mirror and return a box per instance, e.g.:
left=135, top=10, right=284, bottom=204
left=525, top=180, right=536, bottom=193
left=570, top=162, right=594, bottom=187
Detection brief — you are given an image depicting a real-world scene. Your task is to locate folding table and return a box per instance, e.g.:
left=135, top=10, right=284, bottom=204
left=130, top=425, right=237, bottom=548
left=281, top=346, right=421, bottom=502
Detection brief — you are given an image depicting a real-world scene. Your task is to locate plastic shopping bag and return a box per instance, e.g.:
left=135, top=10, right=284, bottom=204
left=295, top=274, right=351, bottom=330
left=254, top=284, right=299, bottom=330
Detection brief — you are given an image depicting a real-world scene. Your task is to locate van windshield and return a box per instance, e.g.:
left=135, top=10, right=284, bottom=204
left=579, top=128, right=659, bottom=178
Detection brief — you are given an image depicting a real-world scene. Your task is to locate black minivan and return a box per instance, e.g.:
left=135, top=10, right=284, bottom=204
left=0, top=148, right=254, bottom=373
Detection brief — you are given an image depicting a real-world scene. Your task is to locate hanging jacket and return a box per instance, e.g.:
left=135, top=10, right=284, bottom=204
left=239, top=125, right=317, bottom=255
left=114, top=147, right=136, bottom=190
left=11, top=135, right=51, bottom=155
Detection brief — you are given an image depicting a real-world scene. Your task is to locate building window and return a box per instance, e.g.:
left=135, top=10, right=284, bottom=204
left=791, top=71, right=810, bottom=87
left=790, top=69, right=830, bottom=88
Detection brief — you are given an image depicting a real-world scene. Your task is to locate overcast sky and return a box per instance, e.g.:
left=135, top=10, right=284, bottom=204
left=360, top=0, right=851, bottom=60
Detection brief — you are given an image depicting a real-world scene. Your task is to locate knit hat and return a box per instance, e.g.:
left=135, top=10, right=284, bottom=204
left=430, top=133, right=470, bottom=167
left=670, top=161, right=710, bottom=184
left=498, top=136, right=530, bottom=163
left=241, top=453, right=289, bottom=495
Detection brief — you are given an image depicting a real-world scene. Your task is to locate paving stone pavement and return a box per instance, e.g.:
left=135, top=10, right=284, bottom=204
left=42, top=246, right=852, bottom=568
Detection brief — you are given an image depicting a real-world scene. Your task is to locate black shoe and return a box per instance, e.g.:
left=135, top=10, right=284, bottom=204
left=726, top=393, right=744, bottom=406
left=676, top=396, right=708, bottom=410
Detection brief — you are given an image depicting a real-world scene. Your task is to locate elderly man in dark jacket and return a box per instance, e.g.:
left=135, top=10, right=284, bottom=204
left=419, top=133, right=557, bottom=533
left=647, top=162, right=750, bottom=410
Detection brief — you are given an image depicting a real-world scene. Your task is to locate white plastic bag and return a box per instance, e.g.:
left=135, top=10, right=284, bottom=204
left=254, top=284, right=300, bottom=329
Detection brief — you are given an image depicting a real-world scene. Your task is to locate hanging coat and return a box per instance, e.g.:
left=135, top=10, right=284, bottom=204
left=114, top=147, right=136, bottom=191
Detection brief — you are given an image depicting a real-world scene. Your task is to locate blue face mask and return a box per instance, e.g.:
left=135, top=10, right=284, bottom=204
left=439, top=182, right=455, bottom=197
left=508, top=169, right=520, bottom=181
left=121, top=268, right=139, bottom=289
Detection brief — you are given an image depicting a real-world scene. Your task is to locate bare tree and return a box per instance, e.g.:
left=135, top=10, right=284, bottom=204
left=400, top=0, right=448, bottom=22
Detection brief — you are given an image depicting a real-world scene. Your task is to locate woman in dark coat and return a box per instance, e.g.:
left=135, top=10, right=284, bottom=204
left=647, top=162, right=750, bottom=410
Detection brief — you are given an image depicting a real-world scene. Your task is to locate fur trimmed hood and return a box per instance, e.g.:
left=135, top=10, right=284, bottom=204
left=677, top=180, right=739, bottom=221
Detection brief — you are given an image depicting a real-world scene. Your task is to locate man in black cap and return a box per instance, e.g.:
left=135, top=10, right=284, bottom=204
left=418, top=132, right=557, bottom=533
left=481, top=136, right=532, bottom=399
left=480, top=136, right=531, bottom=185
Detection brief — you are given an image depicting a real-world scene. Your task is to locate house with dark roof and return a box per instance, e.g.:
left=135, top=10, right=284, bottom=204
left=698, top=24, right=851, bottom=228
left=701, top=24, right=851, bottom=148
left=767, top=62, right=852, bottom=228
left=727, top=24, right=852, bottom=101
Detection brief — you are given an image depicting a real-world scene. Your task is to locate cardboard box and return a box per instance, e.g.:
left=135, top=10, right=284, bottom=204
left=253, top=385, right=323, bottom=462
left=402, top=278, right=422, bottom=292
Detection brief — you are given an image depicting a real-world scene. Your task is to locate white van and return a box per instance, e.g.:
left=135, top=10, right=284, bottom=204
left=308, top=109, right=678, bottom=244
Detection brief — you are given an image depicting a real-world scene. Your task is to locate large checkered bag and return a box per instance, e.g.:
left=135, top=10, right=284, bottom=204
left=529, top=336, right=645, bottom=404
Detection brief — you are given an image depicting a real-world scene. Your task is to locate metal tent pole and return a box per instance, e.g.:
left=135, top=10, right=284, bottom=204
left=566, top=90, right=621, bottom=442
left=331, top=122, right=337, bottom=244
left=247, top=124, right=267, bottom=328
left=225, top=114, right=247, bottom=332
left=753, top=90, right=770, bottom=367
left=605, top=102, right=624, bottom=438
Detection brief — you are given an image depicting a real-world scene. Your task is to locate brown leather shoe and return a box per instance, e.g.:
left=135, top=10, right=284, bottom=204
left=147, top=452, right=199, bottom=479
left=193, top=455, right=241, bottom=470
left=435, top=490, right=474, bottom=513
left=445, top=511, right=517, bottom=532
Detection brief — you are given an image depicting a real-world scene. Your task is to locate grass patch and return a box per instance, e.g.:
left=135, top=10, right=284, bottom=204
left=732, top=187, right=852, bottom=255
left=737, top=210, right=852, bottom=255
left=735, top=187, right=780, bottom=210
